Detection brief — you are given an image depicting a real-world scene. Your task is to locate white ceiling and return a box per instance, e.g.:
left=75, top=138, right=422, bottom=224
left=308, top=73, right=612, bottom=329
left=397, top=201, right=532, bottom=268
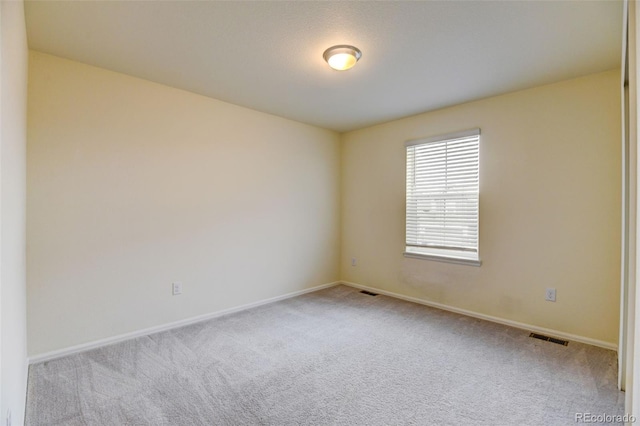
left=24, top=1, right=623, bottom=133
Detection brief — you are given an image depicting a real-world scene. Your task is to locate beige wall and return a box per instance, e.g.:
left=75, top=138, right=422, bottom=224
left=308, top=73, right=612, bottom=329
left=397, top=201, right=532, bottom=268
left=27, top=49, right=622, bottom=357
left=1, top=1, right=28, bottom=424
left=341, top=70, right=621, bottom=345
left=27, top=51, right=341, bottom=356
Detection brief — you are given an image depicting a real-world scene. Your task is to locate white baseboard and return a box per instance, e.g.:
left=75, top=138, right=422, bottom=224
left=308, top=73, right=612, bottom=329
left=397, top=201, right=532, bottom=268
left=28, top=281, right=341, bottom=364
left=29, top=279, right=616, bottom=364
left=341, top=280, right=617, bottom=351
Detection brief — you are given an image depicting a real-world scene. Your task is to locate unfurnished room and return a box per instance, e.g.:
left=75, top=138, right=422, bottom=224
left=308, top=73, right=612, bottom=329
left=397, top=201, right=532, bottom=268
left=2, top=0, right=639, bottom=425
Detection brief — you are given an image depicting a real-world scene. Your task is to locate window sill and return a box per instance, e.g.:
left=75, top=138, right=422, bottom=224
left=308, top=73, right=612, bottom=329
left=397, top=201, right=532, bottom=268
left=403, top=251, right=482, bottom=267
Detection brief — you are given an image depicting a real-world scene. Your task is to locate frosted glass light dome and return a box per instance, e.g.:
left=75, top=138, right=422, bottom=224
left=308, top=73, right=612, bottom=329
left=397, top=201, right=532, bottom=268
left=323, top=45, right=362, bottom=71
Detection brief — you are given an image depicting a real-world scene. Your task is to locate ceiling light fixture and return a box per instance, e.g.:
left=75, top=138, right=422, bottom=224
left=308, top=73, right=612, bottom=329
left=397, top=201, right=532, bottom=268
left=323, top=45, right=362, bottom=71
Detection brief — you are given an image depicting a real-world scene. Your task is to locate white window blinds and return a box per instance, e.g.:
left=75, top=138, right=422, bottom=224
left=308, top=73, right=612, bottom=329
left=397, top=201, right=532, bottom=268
left=405, top=129, right=480, bottom=262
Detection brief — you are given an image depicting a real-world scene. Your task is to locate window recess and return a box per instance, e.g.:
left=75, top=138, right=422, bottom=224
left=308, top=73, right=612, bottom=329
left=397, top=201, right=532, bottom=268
left=404, top=128, right=481, bottom=266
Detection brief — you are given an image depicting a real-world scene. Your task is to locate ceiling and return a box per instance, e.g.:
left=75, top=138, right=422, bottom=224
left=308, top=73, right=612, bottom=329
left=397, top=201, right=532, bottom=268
left=24, top=1, right=623, bottom=133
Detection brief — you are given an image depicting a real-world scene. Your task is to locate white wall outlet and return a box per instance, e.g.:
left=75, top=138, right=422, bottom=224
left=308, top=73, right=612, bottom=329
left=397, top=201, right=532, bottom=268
left=545, top=288, right=556, bottom=302
left=351, top=257, right=357, bottom=266
left=172, top=282, right=182, bottom=296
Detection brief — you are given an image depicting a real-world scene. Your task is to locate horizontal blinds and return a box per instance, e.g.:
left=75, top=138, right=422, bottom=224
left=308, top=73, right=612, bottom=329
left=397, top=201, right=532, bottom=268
left=406, top=131, right=479, bottom=253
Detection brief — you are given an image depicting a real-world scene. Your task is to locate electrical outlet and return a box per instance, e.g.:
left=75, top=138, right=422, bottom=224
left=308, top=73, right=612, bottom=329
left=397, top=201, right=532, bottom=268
left=172, top=282, right=182, bottom=296
left=545, top=288, right=556, bottom=302
left=351, top=257, right=357, bottom=266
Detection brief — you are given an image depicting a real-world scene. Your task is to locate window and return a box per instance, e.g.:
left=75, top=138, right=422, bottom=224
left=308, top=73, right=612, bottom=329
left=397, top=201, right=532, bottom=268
left=404, top=128, right=481, bottom=266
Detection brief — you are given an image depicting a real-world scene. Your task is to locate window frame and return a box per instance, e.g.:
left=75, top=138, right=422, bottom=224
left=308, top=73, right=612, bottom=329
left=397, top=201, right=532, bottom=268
left=404, top=128, right=481, bottom=267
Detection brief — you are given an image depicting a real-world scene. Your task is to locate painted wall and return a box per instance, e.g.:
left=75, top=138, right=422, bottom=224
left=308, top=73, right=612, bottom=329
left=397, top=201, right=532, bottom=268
left=341, top=70, right=621, bottom=346
left=1, top=1, right=28, bottom=424
left=27, top=51, right=341, bottom=356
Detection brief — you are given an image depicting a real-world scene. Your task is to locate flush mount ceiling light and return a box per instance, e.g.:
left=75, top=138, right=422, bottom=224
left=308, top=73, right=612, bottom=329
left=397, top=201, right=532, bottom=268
left=323, top=45, right=362, bottom=71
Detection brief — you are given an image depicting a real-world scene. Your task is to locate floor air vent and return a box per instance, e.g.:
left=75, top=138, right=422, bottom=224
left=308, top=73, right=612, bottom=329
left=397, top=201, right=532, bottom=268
left=360, top=290, right=378, bottom=296
left=529, top=333, right=568, bottom=346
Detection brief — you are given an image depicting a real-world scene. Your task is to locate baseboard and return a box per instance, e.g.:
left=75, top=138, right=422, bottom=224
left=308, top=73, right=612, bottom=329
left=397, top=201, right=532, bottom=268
left=28, top=281, right=341, bottom=364
left=341, top=280, right=617, bottom=351
left=29, top=279, right=615, bottom=364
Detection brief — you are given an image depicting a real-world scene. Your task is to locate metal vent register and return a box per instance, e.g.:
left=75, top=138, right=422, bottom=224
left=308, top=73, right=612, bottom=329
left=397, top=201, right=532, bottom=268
left=529, top=333, right=568, bottom=346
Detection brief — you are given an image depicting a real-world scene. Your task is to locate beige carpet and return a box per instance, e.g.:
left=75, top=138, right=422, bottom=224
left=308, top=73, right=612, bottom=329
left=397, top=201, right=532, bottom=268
left=26, top=285, right=624, bottom=425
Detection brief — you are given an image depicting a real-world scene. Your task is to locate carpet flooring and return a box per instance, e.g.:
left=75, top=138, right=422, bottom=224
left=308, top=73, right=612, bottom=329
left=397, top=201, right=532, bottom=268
left=26, top=285, right=625, bottom=425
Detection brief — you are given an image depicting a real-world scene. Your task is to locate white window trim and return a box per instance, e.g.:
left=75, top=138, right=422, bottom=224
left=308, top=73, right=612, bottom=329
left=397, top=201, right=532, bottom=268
left=405, top=128, right=481, bottom=267
left=403, top=248, right=482, bottom=267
